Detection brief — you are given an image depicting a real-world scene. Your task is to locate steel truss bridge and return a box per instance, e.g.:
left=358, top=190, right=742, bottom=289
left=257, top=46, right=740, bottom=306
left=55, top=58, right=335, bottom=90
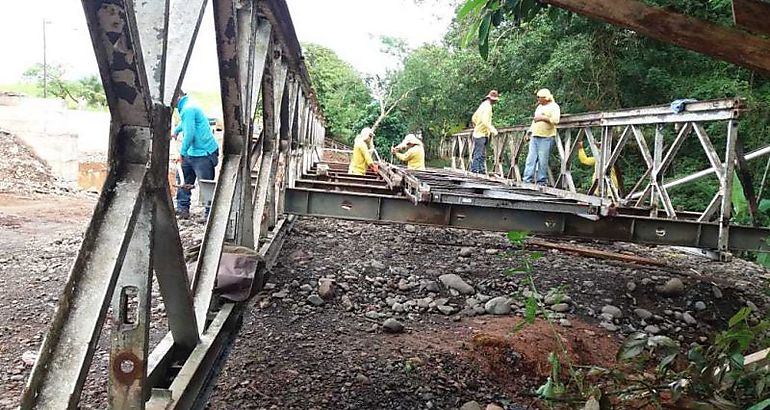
left=20, top=0, right=770, bottom=409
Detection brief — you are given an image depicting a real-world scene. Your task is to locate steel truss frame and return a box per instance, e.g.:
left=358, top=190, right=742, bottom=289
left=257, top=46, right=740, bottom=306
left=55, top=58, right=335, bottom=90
left=22, top=1, right=323, bottom=408
left=447, top=98, right=770, bottom=254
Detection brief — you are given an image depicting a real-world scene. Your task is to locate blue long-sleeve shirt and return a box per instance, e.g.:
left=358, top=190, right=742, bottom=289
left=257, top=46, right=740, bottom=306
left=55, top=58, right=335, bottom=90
left=174, top=95, right=219, bottom=157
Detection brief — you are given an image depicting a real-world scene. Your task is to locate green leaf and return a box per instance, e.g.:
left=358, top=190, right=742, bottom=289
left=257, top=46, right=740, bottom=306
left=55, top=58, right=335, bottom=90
left=729, top=307, right=752, bottom=328
left=478, top=14, right=492, bottom=60
left=658, top=352, right=678, bottom=371
left=759, top=199, right=770, bottom=213
left=731, top=172, right=749, bottom=223
left=536, top=377, right=555, bottom=399
left=507, top=231, right=530, bottom=245
left=747, top=399, right=770, bottom=410
left=524, top=295, right=537, bottom=324
left=457, top=0, right=488, bottom=20
left=528, top=251, right=544, bottom=260
left=617, top=333, right=648, bottom=361
left=461, top=17, right=482, bottom=48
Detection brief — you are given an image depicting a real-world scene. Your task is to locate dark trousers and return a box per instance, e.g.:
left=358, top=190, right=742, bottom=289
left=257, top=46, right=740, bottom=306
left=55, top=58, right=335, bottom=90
left=470, top=137, right=487, bottom=174
left=176, top=149, right=219, bottom=213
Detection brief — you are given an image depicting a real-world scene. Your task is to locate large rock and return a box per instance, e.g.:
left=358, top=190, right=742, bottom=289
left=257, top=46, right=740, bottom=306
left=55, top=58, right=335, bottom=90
left=601, top=305, right=622, bottom=319
left=460, top=401, right=482, bottom=410
left=634, top=308, right=653, bottom=320
left=459, top=247, right=474, bottom=257
left=420, top=280, right=441, bottom=293
left=383, top=318, right=404, bottom=334
left=551, top=303, right=570, bottom=313
left=439, top=274, right=475, bottom=295
left=307, top=294, right=325, bottom=307
left=682, top=312, right=697, bottom=326
left=657, top=278, right=686, bottom=297
left=484, top=296, right=512, bottom=315
left=318, top=278, right=336, bottom=299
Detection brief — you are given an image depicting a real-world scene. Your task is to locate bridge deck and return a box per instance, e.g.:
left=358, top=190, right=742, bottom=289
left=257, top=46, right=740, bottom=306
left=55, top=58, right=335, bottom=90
left=286, top=161, right=770, bottom=254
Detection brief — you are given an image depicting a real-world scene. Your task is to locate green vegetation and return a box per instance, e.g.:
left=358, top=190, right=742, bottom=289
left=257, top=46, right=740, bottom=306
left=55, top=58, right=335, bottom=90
left=436, top=0, right=770, bottom=209
left=20, top=63, right=107, bottom=110
left=303, top=43, right=372, bottom=142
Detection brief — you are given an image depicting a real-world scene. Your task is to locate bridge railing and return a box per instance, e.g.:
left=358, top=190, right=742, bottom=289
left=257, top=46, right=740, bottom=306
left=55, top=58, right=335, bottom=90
left=21, top=1, right=324, bottom=408
left=446, top=98, right=770, bottom=253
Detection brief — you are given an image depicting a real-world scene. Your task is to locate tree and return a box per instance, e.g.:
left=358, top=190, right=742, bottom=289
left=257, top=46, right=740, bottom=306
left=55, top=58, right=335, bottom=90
left=303, top=43, right=372, bottom=142
left=353, top=103, right=408, bottom=159
left=22, top=63, right=107, bottom=109
left=23, top=63, right=78, bottom=103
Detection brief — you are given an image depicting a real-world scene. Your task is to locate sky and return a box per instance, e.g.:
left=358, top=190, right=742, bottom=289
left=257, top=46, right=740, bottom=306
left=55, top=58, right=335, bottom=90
left=0, top=0, right=456, bottom=91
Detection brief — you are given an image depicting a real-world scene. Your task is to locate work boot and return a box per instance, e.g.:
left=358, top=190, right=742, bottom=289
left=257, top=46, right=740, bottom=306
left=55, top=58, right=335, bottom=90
left=175, top=209, right=190, bottom=219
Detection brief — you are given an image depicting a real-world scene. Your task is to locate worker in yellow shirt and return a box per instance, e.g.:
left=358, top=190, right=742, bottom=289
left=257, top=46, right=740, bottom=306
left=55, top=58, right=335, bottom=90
left=348, top=127, right=379, bottom=175
left=577, top=140, right=621, bottom=193
left=523, top=88, right=561, bottom=185
left=470, top=90, right=499, bottom=174
left=391, top=134, right=425, bottom=170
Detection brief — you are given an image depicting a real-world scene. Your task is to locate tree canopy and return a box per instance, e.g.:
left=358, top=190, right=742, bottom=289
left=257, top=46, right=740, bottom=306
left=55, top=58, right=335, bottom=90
left=302, top=43, right=372, bottom=142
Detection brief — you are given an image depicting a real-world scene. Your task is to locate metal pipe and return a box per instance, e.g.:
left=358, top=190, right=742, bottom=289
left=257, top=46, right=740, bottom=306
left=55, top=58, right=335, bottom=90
left=630, top=144, right=770, bottom=198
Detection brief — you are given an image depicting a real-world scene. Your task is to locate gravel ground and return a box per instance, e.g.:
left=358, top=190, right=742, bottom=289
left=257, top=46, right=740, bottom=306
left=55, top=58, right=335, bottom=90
left=1, top=194, right=768, bottom=409
left=205, top=217, right=770, bottom=409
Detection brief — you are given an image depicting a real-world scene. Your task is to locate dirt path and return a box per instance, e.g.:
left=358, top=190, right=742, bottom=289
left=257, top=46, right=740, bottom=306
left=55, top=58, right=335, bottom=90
left=0, top=194, right=95, bottom=408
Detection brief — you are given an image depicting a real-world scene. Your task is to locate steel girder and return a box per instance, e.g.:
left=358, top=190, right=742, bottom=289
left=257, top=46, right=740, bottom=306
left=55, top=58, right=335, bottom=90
left=22, top=1, right=324, bottom=408
left=284, top=188, right=770, bottom=253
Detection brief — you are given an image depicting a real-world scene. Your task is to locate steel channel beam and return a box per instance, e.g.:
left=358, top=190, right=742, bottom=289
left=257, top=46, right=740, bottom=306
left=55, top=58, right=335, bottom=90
left=163, top=0, right=207, bottom=106
left=429, top=192, right=599, bottom=215
left=285, top=188, right=770, bottom=252
left=109, top=197, right=154, bottom=409
left=152, top=189, right=199, bottom=350
left=451, top=98, right=744, bottom=136
left=22, top=166, right=147, bottom=409
left=191, top=156, right=240, bottom=335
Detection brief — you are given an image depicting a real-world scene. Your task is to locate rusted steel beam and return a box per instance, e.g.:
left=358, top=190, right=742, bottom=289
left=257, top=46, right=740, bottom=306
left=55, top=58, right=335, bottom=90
left=527, top=238, right=667, bottom=266
left=542, top=0, right=770, bottom=76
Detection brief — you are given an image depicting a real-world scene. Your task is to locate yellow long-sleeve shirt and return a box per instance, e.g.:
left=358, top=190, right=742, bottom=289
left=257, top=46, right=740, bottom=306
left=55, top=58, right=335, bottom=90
left=472, top=100, right=498, bottom=138
left=395, top=145, right=426, bottom=170
left=530, top=101, right=561, bottom=137
left=578, top=147, right=619, bottom=188
left=348, top=139, right=374, bottom=175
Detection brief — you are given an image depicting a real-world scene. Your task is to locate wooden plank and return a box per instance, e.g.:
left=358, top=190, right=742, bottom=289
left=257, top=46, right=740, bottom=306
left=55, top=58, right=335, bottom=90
left=527, top=238, right=668, bottom=267
left=543, top=0, right=770, bottom=76
left=732, top=0, right=770, bottom=36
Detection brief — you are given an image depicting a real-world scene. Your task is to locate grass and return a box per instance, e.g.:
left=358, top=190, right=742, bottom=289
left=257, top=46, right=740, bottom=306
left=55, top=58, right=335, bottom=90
left=0, top=83, right=40, bottom=96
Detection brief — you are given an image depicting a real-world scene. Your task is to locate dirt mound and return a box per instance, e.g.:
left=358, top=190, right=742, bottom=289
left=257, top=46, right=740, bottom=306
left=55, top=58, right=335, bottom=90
left=0, top=130, right=58, bottom=194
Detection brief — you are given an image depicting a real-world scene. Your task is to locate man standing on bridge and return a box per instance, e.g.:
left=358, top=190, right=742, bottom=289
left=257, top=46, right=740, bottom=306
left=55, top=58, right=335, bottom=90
left=523, top=88, right=560, bottom=186
left=172, top=92, right=220, bottom=219
left=470, top=90, right=499, bottom=174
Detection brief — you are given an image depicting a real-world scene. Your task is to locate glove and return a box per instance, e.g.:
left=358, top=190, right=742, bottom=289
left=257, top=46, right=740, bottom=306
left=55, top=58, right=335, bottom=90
left=371, top=163, right=380, bottom=173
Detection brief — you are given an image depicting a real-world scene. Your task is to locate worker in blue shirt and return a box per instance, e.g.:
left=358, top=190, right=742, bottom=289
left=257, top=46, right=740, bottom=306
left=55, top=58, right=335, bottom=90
left=172, top=92, right=219, bottom=219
